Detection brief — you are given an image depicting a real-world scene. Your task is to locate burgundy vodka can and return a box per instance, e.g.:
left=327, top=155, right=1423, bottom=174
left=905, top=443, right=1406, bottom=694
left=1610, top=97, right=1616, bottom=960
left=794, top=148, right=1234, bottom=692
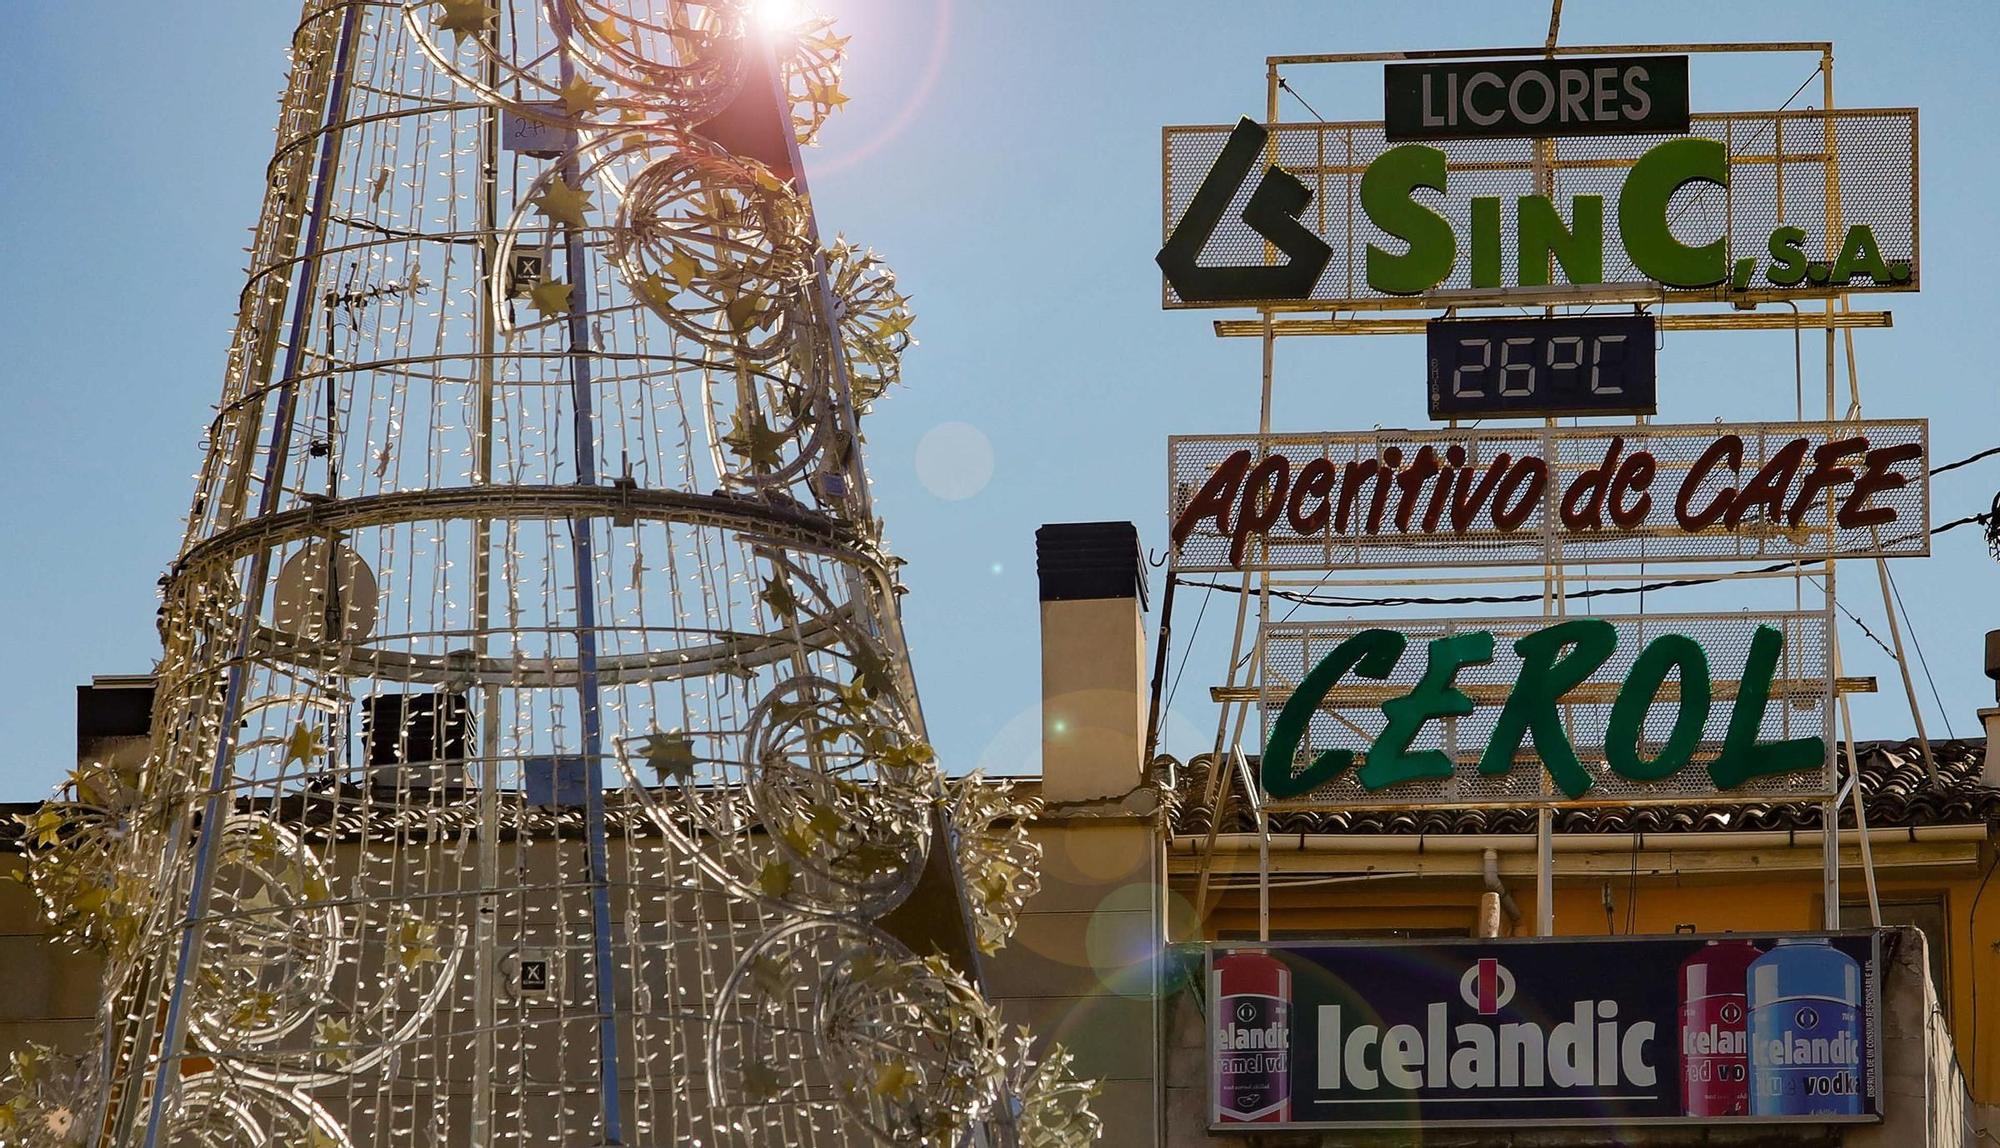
left=1213, top=948, right=1291, bottom=1123
left=1679, top=939, right=1762, bottom=1116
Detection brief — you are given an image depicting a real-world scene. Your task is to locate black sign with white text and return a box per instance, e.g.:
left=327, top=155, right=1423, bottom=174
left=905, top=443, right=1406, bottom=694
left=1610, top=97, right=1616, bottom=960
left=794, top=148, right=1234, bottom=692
left=1428, top=314, right=1656, bottom=419
left=1209, top=934, right=1881, bottom=1130
left=1385, top=56, right=1691, bottom=140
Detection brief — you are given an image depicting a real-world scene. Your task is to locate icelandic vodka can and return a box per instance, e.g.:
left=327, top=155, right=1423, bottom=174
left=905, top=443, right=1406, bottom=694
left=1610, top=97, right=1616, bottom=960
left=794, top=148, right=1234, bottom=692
left=1213, top=948, right=1291, bottom=1123
left=1678, top=939, right=1761, bottom=1116
left=1747, top=938, right=1864, bottom=1116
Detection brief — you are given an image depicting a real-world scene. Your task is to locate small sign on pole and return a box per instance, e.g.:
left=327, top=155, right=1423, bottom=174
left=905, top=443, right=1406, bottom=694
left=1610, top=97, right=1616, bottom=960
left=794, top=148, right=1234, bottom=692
left=501, top=104, right=575, bottom=158
left=1384, top=55, right=1692, bottom=140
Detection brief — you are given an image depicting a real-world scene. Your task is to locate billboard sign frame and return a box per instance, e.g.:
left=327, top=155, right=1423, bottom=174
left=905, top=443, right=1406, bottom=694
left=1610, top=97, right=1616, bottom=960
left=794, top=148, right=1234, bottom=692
left=1207, top=932, right=1884, bottom=1130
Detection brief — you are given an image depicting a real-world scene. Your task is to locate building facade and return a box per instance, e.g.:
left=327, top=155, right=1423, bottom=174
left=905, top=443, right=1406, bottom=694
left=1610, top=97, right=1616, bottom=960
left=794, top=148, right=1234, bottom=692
left=4, top=524, right=1992, bottom=1146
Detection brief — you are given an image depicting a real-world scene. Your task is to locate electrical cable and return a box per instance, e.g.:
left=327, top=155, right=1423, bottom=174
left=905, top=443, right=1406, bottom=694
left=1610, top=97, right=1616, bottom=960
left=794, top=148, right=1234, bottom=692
left=1178, top=503, right=1995, bottom=610
left=1929, top=445, right=2000, bottom=478
left=1276, top=76, right=1327, bottom=124
left=1162, top=583, right=1214, bottom=719
left=1887, top=565, right=1957, bottom=739
left=1801, top=573, right=1897, bottom=660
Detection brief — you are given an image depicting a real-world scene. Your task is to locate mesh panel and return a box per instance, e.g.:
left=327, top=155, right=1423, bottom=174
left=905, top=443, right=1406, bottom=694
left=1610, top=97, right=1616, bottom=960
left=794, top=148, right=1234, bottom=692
left=1168, top=420, right=1927, bottom=572
left=1162, top=108, right=1918, bottom=309
left=1256, top=610, right=1834, bottom=810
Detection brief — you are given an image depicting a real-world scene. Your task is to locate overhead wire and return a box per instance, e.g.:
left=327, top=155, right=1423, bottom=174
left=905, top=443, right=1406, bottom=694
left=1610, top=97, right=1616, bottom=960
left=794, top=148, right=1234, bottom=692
left=1176, top=496, right=1996, bottom=611
left=1162, top=583, right=1214, bottom=720
left=1930, top=445, right=2000, bottom=477
left=1887, top=566, right=1957, bottom=739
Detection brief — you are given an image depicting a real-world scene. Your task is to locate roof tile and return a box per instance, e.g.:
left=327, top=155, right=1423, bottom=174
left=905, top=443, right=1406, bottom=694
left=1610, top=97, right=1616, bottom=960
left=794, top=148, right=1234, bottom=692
left=1166, top=738, right=1998, bottom=838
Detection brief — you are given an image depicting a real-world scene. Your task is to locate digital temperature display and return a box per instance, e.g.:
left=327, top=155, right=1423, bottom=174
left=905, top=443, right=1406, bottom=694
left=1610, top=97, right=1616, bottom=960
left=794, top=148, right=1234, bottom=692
left=1427, top=315, right=1656, bottom=420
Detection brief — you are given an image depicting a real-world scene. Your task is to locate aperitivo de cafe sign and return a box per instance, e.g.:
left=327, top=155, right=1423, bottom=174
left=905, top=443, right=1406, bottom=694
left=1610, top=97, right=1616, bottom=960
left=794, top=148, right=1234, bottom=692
left=1168, top=421, right=1929, bottom=574
left=1262, top=617, right=1823, bottom=803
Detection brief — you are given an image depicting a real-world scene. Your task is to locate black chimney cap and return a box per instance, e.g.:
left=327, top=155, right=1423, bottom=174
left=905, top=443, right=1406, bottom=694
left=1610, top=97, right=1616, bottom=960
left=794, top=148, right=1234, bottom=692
left=1035, top=522, right=1148, bottom=608
left=77, top=675, right=155, bottom=753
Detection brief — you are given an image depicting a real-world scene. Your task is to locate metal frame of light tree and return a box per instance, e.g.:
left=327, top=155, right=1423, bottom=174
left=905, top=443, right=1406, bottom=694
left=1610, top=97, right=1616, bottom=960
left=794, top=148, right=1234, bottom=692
left=6, top=4, right=1097, bottom=1147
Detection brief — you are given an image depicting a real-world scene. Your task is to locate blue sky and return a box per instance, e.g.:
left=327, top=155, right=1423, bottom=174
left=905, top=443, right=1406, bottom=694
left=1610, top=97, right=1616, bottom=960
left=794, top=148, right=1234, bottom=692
left=1, top=1, right=1996, bottom=797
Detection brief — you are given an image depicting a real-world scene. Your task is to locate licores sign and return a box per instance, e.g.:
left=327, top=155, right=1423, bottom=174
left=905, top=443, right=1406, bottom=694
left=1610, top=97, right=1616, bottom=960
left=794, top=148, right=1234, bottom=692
left=1383, top=56, right=1692, bottom=140
left=1159, top=107, right=1917, bottom=309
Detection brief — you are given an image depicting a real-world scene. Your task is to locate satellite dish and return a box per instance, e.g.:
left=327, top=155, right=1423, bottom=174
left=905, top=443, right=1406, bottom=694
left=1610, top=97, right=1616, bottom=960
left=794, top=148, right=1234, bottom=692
left=272, top=539, right=378, bottom=645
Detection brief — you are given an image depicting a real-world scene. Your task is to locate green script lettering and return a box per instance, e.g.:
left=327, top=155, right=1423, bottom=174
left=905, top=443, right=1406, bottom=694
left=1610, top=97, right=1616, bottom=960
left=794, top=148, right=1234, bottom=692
left=1708, top=624, right=1827, bottom=788
left=1260, top=629, right=1407, bottom=799
left=1606, top=634, right=1712, bottom=781
left=1477, top=619, right=1616, bottom=798
left=1341, top=137, right=1902, bottom=296
left=1258, top=618, right=1824, bottom=800
left=1517, top=195, right=1604, bottom=287
left=1361, top=631, right=1495, bottom=790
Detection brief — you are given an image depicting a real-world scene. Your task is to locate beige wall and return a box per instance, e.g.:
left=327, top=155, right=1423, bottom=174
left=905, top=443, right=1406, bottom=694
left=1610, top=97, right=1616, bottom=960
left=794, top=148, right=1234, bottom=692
left=987, top=819, right=1164, bottom=1144
left=0, top=855, right=102, bottom=1066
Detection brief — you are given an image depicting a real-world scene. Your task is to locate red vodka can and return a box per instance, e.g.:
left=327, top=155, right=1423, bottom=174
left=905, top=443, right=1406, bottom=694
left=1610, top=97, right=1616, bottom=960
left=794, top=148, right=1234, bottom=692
left=1680, top=939, right=1763, bottom=1116
left=1213, top=948, right=1292, bottom=1123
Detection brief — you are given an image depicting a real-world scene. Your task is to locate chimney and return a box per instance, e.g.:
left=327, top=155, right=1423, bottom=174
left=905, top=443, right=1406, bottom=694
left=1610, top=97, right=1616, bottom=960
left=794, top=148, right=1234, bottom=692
left=1982, top=630, right=2000, bottom=786
left=1037, top=522, right=1149, bottom=804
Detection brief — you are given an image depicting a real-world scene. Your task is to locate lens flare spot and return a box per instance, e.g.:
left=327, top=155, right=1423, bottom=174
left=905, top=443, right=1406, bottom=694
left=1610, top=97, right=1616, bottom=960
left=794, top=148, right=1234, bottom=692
left=751, top=0, right=809, bottom=33
left=914, top=420, right=994, bottom=501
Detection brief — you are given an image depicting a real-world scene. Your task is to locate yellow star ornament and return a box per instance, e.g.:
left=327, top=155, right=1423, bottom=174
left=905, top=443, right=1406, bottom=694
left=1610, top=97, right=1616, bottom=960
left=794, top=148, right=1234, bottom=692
left=743, top=1060, right=785, bottom=1102
left=640, top=730, right=698, bottom=782
left=873, top=309, right=915, bottom=340
left=755, top=859, right=794, bottom=898
left=530, top=176, right=594, bottom=231
left=432, top=0, right=494, bottom=45
left=804, top=78, right=849, bottom=111
left=559, top=75, right=605, bottom=117
left=394, top=915, right=441, bottom=967
left=871, top=1059, right=917, bottom=1100
left=591, top=15, right=630, bottom=47
left=664, top=248, right=701, bottom=289
left=315, top=1016, right=354, bottom=1065
left=284, top=722, right=325, bottom=766
left=528, top=278, right=574, bottom=319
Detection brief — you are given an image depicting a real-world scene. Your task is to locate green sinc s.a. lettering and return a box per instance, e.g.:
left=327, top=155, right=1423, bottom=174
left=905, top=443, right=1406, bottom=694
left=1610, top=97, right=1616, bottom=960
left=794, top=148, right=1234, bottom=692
left=1360, top=145, right=1456, bottom=295
left=1355, top=136, right=1909, bottom=295
left=1618, top=136, right=1728, bottom=287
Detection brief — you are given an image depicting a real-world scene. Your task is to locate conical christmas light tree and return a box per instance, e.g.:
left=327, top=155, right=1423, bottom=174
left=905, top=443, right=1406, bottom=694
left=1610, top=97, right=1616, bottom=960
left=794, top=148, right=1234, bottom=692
left=9, top=3, right=1097, bottom=1146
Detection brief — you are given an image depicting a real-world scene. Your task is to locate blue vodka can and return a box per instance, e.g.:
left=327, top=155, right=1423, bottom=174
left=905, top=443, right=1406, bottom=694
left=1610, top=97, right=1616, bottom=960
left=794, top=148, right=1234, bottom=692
left=1747, top=938, right=1864, bottom=1116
